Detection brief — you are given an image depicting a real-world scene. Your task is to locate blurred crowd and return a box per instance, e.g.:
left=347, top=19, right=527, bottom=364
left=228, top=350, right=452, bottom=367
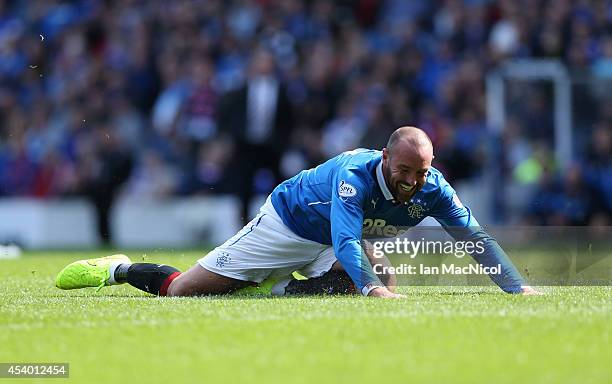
left=0, top=0, right=611, bottom=239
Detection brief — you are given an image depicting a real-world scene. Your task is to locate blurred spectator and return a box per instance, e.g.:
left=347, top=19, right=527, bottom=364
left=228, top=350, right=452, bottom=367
left=76, top=124, right=133, bottom=245
left=151, top=51, right=189, bottom=137
left=584, top=123, right=612, bottom=219
left=592, top=34, right=612, bottom=78
left=0, top=0, right=610, bottom=231
left=217, top=48, right=294, bottom=223
left=177, top=54, right=219, bottom=142
left=321, top=97, right=367, bottom=158
left=1, top=119, right=37, bottom=196
left=529, top=163, right=602, bottom=226
left=123, top=149, right=178, bottom=200
left=183, top=135, right=237, bottom=194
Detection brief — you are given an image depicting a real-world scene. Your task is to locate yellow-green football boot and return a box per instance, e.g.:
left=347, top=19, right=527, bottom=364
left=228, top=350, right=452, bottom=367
left=233, top=276, right=281, bottom=296
left=233, top=272, right=307, bottom=296
left=55, top=254, right=131, bottom=291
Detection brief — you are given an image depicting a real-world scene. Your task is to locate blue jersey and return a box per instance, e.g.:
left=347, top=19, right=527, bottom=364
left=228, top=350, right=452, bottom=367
left=270, top=149, right=524, bottom=293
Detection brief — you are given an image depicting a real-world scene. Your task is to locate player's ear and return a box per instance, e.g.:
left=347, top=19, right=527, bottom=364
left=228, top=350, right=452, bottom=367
left=382, top=148, right=389, bottom=160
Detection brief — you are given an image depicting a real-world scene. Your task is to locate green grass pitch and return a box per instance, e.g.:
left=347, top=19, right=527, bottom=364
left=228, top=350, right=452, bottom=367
left=1, top=250, right=611, bottom=384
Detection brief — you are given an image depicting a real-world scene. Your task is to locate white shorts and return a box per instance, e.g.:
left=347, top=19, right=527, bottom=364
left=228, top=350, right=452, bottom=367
left=198, top=197, right=337, bottom=283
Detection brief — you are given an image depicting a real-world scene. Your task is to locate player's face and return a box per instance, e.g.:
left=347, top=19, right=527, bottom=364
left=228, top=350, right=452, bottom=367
left=382, top=146, right=431, bottom=204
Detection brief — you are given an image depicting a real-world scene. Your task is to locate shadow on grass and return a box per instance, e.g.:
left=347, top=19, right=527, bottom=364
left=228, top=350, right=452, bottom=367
left=402, top=288, right=501, bottom=296
left=46, top=287, right=505, bottom=300
left=45, top=292, right=288, bottom=300
left=437, top=290, right=500, bottom=296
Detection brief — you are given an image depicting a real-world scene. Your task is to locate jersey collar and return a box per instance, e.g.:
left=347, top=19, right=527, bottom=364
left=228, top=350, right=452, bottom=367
left=376, top=158, right=394, bottom=200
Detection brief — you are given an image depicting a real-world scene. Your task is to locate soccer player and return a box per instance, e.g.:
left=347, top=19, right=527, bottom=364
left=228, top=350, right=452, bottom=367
left=56, top=126, right=541, bottom=298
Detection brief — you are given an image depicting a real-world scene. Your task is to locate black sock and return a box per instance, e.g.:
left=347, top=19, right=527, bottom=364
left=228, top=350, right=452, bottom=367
left=285, top=270, right=355, bottom=295
left=115, top=263, right=181, bottom=296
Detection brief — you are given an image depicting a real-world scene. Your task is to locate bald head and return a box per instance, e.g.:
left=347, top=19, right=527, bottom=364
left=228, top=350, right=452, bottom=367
left=382, top=126, right=434, bottom=203
left=386, top=126, right=433, bottom=157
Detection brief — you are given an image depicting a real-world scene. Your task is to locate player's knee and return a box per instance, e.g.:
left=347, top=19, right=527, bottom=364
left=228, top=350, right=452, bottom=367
left=166, top=275, right=198, bottom=297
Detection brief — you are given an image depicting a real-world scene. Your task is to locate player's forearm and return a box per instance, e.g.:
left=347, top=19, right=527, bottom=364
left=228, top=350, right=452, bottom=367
left=361, top=239, right=397, bottom=291
left=467, top=230, right=524, bottom=293
left=334, top=238, right=382, bottom=293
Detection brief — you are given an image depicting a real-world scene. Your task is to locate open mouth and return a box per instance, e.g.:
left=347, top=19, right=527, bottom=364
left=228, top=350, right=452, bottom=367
left=398, top=183, right=415, bottom=193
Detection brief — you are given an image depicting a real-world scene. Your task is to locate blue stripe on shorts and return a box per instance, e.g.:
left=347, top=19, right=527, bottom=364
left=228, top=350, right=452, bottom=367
left=228, top=214, right=266, bottom=247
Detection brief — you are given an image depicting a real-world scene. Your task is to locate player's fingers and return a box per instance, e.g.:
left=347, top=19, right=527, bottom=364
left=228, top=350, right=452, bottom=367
left=521, top=287, right=544, bottom=295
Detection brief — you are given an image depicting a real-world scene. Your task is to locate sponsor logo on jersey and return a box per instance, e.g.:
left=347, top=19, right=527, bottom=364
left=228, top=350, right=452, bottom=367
left=338, top=180, right=357, bottom=197
left=362, top=219, right=408, bottom=237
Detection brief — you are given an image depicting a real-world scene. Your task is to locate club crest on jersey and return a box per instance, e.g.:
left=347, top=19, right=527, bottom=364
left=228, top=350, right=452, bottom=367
left=407, top=203, right=425, bottom=219
left=338, top=180, right=357, bottom=197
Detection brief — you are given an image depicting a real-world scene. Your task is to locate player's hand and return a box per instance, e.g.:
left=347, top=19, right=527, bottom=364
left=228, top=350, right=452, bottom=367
left=520, top=286, right=544, bottom=295
left=368, top=286, right=406, bottom=298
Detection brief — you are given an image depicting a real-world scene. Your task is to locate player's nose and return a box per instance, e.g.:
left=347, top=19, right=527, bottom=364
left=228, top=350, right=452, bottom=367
left=404, top=175, right=417, bottom=186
